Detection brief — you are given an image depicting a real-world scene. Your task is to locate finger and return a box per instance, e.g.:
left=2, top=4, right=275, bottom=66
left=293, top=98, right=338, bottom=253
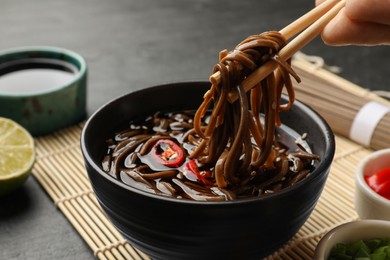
left=321, top=9, right=390, bottom=45
left=315, top=0, right=326, bottom=6
left=346, top=0, right=390, bottom=25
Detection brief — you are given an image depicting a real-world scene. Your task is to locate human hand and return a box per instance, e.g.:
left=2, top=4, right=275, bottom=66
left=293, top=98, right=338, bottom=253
left=316, top=0, right=390, bottom=45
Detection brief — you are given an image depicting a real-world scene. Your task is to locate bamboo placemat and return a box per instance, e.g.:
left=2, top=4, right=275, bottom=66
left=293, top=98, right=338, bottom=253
left=31, top=58, right=381, bottom=259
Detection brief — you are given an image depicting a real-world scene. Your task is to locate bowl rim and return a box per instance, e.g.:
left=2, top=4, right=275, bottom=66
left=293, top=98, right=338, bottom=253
left=314, top=219, right=390, bottom=259
left=355, top=148, right=390, bottom=207
left=0, top=45, right=87, bottom=97
left=80, top=81, right=336, bottom=205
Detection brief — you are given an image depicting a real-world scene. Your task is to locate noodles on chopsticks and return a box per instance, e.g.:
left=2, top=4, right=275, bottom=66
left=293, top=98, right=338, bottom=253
left=190, top=31, right=301, bottom=188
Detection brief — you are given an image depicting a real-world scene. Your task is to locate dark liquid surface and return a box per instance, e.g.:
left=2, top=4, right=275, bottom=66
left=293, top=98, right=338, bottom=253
left=102, top=111, right=318, bottom=201
left=0, top=58, right=78, bottom=93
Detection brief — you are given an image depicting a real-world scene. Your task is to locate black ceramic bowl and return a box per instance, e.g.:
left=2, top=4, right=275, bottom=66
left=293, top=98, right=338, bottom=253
left=81, top=81, right=335, bottom=260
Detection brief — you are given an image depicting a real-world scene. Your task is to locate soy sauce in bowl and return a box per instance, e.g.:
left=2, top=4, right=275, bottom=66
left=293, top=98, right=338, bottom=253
left=0, top=58, right=78, bottom=94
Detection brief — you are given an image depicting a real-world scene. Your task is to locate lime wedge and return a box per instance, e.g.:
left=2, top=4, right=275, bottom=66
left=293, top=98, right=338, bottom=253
left=0, top=117, right=35, bottom=196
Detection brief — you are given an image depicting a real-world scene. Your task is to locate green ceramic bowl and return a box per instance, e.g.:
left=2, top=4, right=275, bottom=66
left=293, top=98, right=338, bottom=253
left=0, top=46, right=87, bottom=136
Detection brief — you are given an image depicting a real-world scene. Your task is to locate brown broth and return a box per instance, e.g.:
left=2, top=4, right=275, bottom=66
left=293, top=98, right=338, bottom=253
left=102, top=111, right=319, bottom=201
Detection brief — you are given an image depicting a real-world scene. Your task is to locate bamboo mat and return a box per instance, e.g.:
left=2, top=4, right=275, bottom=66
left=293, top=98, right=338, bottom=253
left=31, top=58, right=382, bottom=259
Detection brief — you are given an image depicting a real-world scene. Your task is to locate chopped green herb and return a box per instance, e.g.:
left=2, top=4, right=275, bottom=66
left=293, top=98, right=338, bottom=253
left=328, top=238, right=390, bottom=260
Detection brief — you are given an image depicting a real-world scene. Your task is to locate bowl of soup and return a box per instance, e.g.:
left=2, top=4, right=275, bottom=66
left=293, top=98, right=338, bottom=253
left=80, top=81, right=335, bottom=260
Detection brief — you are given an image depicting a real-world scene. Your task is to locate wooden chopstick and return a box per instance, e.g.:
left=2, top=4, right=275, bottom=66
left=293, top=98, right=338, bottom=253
left=238, top=0, right=346, bottom=97
left=279, top=0, right=343, bottom=40
left=209, top=0, right=343, bottom=87
left=208, top=0, right=346, bottom=102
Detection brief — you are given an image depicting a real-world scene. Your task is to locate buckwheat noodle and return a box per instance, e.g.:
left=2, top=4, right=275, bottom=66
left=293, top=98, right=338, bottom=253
left=291, top=56, right=390, bottom=150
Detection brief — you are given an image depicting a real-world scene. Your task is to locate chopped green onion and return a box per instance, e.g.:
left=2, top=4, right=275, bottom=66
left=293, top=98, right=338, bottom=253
left=328, top=238, right=390, bottom=260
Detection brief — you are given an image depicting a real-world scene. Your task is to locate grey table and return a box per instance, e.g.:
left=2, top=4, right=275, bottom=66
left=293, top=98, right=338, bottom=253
left=0, top=0, right=388, bottom=259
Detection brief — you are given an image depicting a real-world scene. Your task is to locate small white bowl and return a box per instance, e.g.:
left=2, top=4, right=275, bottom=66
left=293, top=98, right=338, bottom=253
left=354, top=148, right=390, bottom=220
left=314, top=220, right=390, bottom=259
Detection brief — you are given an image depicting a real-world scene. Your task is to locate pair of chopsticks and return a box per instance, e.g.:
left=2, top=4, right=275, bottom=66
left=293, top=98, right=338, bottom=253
left=208, top=0, right=346, bottom=102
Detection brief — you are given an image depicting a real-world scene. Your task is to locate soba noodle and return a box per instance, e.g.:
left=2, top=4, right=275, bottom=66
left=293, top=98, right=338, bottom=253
left=101, top=31, right=319, bottom=201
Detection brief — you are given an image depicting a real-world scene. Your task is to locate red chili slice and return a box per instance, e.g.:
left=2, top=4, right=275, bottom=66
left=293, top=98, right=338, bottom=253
left=365, top=167, right=390, bottom=200
left=376, top=181, right=390, bottom=200
left=152, top=139, right=185, bottom=168
left=186, top=160, right=214, bottom=186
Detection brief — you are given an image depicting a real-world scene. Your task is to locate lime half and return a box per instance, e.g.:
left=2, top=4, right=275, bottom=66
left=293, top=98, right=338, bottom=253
left=0, top=117, right=35, bottom=196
